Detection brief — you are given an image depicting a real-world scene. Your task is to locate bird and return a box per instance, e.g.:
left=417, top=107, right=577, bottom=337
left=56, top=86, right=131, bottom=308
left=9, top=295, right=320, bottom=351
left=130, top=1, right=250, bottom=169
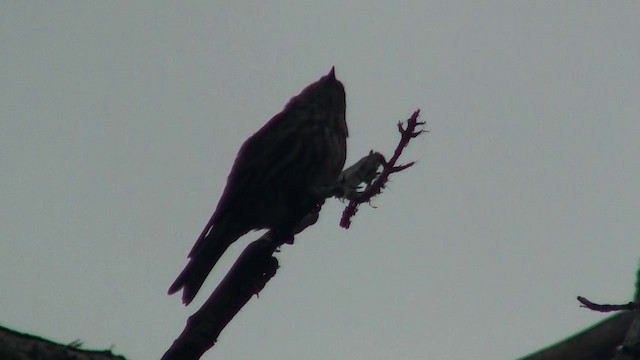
left=168, top=67, right=348, bottom=305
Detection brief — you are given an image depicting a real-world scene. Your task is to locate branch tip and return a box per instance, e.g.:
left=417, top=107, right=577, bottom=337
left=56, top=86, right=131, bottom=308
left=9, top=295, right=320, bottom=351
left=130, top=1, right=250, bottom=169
left=339, top=109, right=425, bottom=228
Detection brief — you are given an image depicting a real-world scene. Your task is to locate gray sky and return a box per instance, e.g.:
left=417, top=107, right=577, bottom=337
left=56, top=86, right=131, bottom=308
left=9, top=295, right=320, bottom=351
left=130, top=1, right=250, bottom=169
left=2, top=2, right=640, bottom=359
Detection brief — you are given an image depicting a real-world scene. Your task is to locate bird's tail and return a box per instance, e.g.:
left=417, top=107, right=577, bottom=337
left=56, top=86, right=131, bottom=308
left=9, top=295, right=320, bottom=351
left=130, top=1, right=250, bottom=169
left=168, top=224, right=244, bottom=305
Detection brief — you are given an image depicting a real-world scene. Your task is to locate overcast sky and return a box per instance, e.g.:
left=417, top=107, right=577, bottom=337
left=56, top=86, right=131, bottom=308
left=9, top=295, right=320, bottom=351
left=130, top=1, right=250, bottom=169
left=2, top=2, right=640, bottom=359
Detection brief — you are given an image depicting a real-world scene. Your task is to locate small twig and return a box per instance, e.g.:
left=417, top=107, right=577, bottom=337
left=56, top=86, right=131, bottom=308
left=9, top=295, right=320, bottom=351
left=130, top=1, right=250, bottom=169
left=578, top=296, right=638, bottom=313
left=340, top=109, right=426, bottom=228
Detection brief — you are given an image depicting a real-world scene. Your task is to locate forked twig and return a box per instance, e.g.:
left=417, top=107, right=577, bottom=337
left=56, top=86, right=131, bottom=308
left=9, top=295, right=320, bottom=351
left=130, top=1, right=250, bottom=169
left=340, top=109, right=426, bottom=228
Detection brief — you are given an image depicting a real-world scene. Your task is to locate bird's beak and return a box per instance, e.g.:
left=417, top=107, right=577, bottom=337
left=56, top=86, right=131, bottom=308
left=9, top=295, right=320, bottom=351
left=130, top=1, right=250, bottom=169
left=327, top=66, right=336, bottom=80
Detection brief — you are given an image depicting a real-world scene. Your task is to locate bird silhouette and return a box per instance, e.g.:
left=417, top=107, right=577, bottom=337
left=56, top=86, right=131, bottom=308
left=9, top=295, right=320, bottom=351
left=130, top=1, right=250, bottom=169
left=168, top=68, right=348, bottom=305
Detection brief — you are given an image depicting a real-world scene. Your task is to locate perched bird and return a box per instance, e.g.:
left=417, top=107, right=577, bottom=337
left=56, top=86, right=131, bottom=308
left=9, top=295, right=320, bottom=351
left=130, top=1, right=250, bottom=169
left=168, top=68, right=348, bottom=305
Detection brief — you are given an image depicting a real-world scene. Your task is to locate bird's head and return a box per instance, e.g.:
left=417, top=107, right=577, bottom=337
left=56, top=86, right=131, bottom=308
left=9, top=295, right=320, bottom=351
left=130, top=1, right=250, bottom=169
left=286, top=67, right=346, bottom=118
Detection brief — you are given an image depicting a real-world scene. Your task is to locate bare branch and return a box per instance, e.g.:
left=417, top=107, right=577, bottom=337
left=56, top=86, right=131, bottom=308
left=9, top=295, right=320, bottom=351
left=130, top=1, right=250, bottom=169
left=340, top=109, right=426, bottom=228
left=577, top=296, right=638, bottom=313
